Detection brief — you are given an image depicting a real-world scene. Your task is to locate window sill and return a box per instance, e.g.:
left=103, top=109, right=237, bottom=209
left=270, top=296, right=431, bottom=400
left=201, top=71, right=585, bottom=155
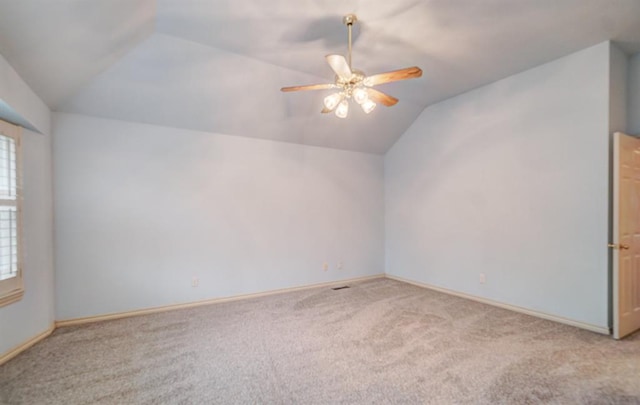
left=0, top=288, right=24, bottom=308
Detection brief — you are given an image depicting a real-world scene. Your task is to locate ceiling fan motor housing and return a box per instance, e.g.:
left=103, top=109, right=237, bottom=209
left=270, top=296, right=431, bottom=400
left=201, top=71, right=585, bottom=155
left=336, top=70, right=365, bottom=97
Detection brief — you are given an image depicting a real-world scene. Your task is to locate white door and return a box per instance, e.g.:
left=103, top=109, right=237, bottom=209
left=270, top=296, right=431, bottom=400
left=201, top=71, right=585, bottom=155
left=612, top=132, right=640, bottom=339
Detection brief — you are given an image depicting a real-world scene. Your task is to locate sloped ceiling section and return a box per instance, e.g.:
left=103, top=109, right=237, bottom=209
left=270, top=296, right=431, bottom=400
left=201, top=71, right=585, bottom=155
left=0, top=0, right=156, bottom=108
left=2, top=0, right=640, bottom=153
left=59, top=33, right=424, bottom=153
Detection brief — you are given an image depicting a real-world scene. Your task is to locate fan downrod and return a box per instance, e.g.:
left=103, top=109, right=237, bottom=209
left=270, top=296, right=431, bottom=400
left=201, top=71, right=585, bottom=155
left=342, top=14, right=357, bottom=69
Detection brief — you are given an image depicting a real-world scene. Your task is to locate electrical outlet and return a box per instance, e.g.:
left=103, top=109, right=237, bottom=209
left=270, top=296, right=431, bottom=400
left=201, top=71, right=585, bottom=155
left=323, top=262, right=329, bottom=271
left=479, top=273, right=486, bottom=284
left=337, top=261, right=343, bottom=270
left=192, top=277, right=199, bottom=287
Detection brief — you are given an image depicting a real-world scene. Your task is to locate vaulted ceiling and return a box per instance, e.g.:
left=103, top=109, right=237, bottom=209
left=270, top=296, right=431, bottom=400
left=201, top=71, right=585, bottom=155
left=1, top=0, right=640, bottom=154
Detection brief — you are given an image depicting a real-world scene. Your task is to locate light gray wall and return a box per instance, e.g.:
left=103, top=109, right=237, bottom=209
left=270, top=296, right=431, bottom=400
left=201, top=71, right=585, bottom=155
left=53, top=113, right=384, bottom=320
left=629, top=52, right=640, bottom=134
left=609, top=45, right=628, bottom=134
left=0, top=55, right=55, bottom=356
left=384, top=42, right=612, bottom=329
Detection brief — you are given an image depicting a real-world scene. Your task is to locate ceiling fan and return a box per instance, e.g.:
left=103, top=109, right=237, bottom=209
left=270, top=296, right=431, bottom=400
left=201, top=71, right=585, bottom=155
left=281, top=14, right=422, bottom=118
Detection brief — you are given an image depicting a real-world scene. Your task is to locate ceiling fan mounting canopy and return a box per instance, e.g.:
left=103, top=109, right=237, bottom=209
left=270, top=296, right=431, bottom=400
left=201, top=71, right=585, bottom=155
left=281, top=14, right=422, bottom=118
left=342, top=14, right=357, bottom=26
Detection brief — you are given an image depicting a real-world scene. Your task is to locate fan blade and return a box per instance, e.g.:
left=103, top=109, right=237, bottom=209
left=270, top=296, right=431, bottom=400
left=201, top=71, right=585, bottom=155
left=281, top=83, right=336, bottom=92
left=367, top=88, right=399, bottom=106
left=326, top=54, right=352, bottom=80
left=364, top=66, right=422, bottom=86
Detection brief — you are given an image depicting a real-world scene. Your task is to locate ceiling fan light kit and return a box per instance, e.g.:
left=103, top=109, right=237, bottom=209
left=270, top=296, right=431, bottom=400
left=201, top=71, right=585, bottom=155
left=335, top=99, right=349, bottom=118
left=323, top=93, right=343, bottom=110
left=281, top=14, right=423, bottom=119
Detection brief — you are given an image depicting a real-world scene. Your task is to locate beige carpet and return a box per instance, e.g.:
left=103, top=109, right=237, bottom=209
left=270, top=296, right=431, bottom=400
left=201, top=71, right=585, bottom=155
left=1, top=278, right=639, bottom=404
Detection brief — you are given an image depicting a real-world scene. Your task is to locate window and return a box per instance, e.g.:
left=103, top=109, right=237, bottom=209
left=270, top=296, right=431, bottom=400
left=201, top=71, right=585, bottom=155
left=0, top=119, right=22, bottom=307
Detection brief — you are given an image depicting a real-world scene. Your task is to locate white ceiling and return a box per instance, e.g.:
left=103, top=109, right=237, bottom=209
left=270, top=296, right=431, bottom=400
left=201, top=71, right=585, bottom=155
left=1, top=0, right=640, bottom=154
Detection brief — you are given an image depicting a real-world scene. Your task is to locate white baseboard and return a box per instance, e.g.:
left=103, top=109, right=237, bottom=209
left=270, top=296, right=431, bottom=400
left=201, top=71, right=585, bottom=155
left=56, top=274, right=385, bottom=327
left=0, top=324, right=55, bottom=366
left=385, top=274, right=611, bottom=335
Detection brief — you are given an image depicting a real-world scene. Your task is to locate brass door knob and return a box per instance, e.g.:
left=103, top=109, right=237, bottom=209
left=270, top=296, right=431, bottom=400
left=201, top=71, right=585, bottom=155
left=608, top=243, right=630, bottom=250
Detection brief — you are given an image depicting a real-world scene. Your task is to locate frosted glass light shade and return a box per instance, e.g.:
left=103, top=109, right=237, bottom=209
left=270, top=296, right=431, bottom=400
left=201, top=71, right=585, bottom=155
left=361, top=100, right=376, bottom=114
left=353, top=87, right=368, bottom=104
left=323, top=93, right=342, bottom=110
left=335, top=100, right=349, bottom=118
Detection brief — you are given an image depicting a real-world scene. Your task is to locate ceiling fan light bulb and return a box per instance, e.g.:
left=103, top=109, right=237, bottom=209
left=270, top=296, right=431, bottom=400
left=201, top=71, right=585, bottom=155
left=353, top=88, right=368, bottom=104
left=324, top=93, right=342, bottom=110
left=361, top=100, right=376, bottom=114
left=335, top=100, right=349, bottom=118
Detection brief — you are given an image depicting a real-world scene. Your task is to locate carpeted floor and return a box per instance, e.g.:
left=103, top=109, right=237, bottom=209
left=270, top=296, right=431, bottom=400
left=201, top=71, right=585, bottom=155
left=1, top=278, right=639, bottom=404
